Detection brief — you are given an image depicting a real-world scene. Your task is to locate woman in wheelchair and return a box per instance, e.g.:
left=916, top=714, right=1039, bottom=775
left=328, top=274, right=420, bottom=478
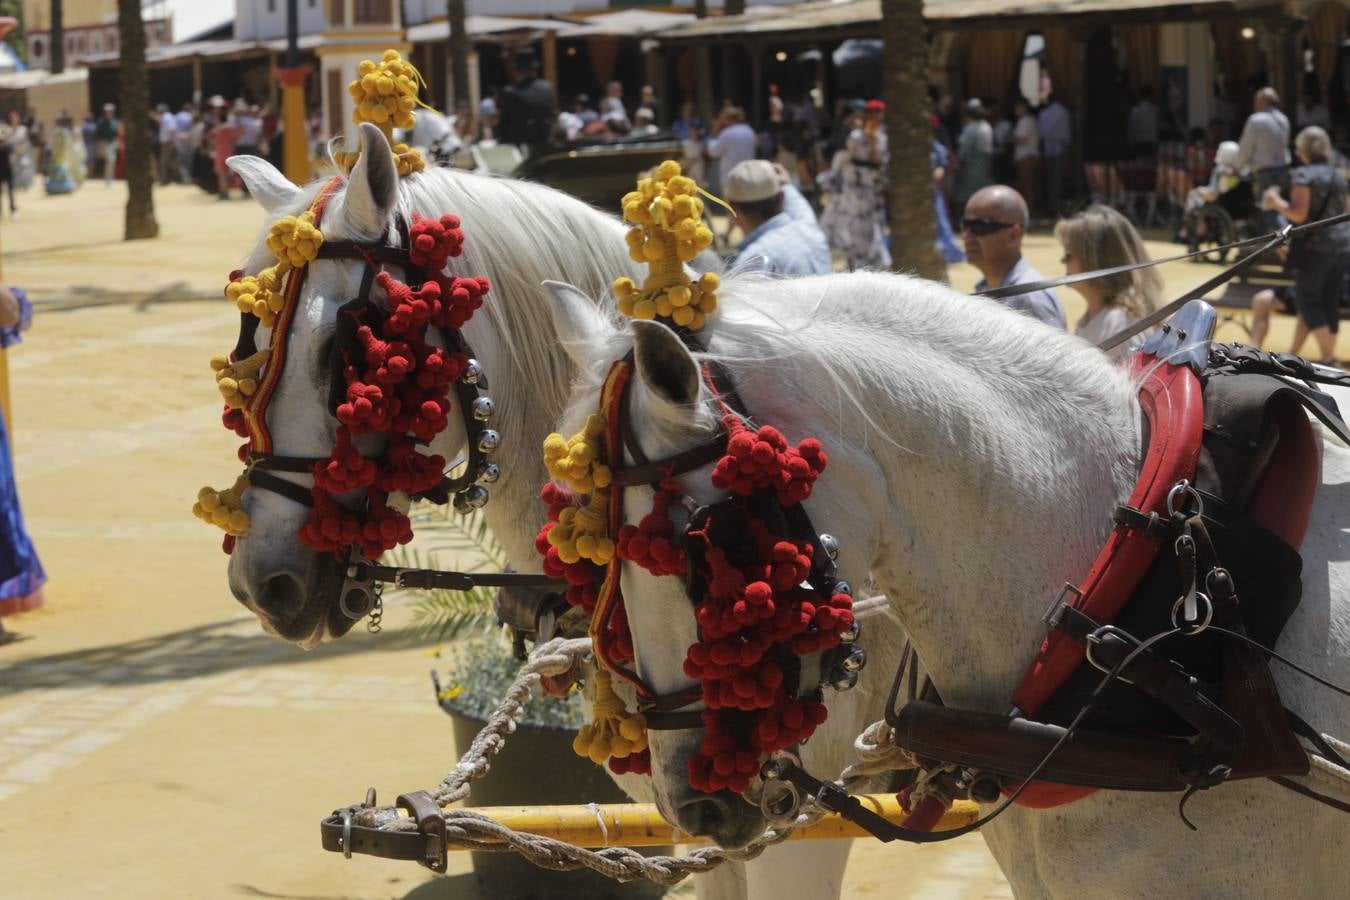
left=1179, top=141, right=1254, bottom=252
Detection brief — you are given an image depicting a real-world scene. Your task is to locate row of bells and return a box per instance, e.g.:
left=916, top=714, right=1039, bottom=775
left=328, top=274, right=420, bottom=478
left=452, top=359, right=500, bottom=515
left=819, top=533, right=869, bottom=692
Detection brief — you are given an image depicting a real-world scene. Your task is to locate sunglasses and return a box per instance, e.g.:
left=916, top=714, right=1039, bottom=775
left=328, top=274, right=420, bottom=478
left=961, top=218, right=1017, bottom=236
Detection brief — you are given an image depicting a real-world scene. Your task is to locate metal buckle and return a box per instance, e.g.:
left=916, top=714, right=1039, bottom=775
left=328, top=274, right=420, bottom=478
left=1171, top=592, right=1213, bottom=634
left=1084, top=625, right=1138, bottom=685
left=1166, top=480, right=1204, bottom=518
left=1041, top=583, right=1083, bottom=629
left=340, top=809, right=353, bottom=859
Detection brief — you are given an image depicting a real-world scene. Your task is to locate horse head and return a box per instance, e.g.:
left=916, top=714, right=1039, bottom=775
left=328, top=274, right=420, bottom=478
left=547, top=280, right=884, bottom=850
left=225, top=124, right=478, bottom=647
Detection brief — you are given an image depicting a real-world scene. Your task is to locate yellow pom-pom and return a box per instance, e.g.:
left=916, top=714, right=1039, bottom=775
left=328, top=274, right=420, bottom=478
left=699, top=272, right=720, bottom=291
left=656, top=160, right=682, bottom=181
left=214, top=349, right=270, bottom=409
left=193, top=474, right=250, bottom=535
left=654, top=296, right=674, bottom=318
left=632, top=298, right=656, bottom=320
left=671, top=305, right=695, bottom=327
left=697, top=292, right=719, bottom=314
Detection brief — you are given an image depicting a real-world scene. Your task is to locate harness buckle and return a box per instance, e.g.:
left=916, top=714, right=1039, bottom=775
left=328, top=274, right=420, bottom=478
left=1084, top=625, right=1139, bottom=685
left=1170, top=592, right=1213, bottom=635
left=1041, top=583, right=1083, bottom=629
left=1166, top=480, right=1204, bottom=518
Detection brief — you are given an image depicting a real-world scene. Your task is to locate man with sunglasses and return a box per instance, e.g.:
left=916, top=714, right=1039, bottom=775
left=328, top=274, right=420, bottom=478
left=962, top=184, right=1067, bottom=329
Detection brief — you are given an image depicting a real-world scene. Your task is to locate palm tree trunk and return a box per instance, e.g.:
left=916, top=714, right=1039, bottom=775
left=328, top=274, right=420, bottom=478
left=118, top=0, right=158, bottom=240
left=447, top=0, right=470, bottom=106
left=50, top=0, right=64, bottom=75
left=880, top=0, right=944, bottom=281
left=725, top=0, right=746, bottom=15
left=693, top=1, right=713, bottom=125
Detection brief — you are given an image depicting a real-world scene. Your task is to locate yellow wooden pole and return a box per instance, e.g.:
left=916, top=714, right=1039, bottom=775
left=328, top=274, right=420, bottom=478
left=439, top=797, right=980, bottom=850
left=278, top=66, right=311, bottom=185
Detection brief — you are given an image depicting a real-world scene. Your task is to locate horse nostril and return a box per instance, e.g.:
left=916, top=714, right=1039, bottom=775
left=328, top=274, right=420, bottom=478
left=259, top=572, right=305, bottom=622
left=676, top=796, right=732, bottom=837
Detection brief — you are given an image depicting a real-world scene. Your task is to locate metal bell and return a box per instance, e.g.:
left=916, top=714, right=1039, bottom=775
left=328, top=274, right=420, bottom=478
left=457, top=485, right=490, bottom=511
left=453, top=492, right=474, bottom=515
left=832, top=580, right=852, bottom=597
left=828, top=670, right=860, bottom=691
left=461, top=359, right=484, bottom=385
left=476, top=462, right=501, bottom=484
left=819, top=533, right=840, bottom=560
left=471, top=396, right=495, bottom=421
left=839, top=620, right=861, bottom=644
left=477, top=429, right=501, bottom=453
left=840, top=646, right=867, bottom=673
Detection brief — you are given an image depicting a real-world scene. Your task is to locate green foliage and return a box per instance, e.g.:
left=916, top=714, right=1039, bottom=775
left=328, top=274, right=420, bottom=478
left=388, top=503, right=507, bottom=642
left=436, top=632, right=588, bottom=730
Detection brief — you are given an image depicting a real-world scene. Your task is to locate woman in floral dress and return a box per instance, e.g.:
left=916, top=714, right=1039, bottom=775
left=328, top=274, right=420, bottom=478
left=818, top=100, right=891, bottom=270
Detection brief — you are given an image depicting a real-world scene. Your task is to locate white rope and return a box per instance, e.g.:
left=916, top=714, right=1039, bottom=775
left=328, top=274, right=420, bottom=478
left=350, top=634, right=918, bottom=885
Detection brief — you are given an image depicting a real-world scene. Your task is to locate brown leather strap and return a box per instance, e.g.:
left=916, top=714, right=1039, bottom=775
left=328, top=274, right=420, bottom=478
left=247, top=468, right=315, bottom=507
left=317, top=241, right=412, bottom=266
left=610, top=435, right=728, bottom=486
left=248, top=452, right=322, bottom=473
left=892, top=701, right=1201, bottom=791
left=396, top=791, right=448, bottom=873
left=320, top=809, right=432, bottom=862
left=346, top=562, right=564, bottom=592
left=644, top=710, right=707, bottom=730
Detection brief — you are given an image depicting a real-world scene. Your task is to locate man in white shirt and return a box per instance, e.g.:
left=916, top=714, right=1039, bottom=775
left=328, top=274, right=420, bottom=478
left=963, top=184, right=1067, bottom=329
left=706, top=106, right=757, bottom=193
left=1235, top=87, right=1291, bottom=231
left=173, top=104, right=194, bottom=183
left=156, top=105, right=177, bottom=185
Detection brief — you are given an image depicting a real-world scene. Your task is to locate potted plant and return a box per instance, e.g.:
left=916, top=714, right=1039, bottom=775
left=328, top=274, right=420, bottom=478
left=392, top=507, right=670, bottom=899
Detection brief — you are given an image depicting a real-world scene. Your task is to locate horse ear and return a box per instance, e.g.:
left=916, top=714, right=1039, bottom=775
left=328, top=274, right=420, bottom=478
left=544, top=280, right=607, bottom=370
left=343, top=122, right=400, bottom=241
left=631, top=320, right=701, bottom=408
left=227, top=155, right=302, bottom=218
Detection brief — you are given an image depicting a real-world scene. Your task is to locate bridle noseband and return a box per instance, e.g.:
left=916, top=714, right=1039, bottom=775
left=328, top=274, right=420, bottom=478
left=237, top=218, right=501, bottom=624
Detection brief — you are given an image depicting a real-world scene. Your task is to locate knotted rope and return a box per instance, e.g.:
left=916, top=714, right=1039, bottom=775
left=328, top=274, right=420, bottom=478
left=344, top=599, right=907, bottom=885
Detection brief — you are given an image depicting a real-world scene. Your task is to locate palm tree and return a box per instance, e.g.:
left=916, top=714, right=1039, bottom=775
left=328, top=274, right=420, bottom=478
left=50, top=0, right=63, bottom=74
left=118, top=0, right=158, bottom=240
left=447, top=0, right=470, bottom=106
left=880, top=0, right=944, bottom=280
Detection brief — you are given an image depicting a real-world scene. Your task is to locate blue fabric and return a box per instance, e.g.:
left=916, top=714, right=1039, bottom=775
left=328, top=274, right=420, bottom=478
left=736, top=212, right=832, bottom=275
left=975, top=256, right=1068, bottom=330
left=0, top=288, right=44, bottom=603
left=931, top=141, right=965, bottom=264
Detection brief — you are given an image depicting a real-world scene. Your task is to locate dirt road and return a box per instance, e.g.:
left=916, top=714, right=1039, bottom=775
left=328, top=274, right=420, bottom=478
left=0, top=181, right=1302, bottom=899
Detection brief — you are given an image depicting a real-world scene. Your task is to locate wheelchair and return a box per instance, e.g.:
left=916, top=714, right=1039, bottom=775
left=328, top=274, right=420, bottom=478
left=1184, top=179, right=1262, bottom=264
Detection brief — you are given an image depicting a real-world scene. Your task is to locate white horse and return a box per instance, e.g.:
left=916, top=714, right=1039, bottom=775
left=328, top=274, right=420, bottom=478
left=546, top=271, right=1350, bottom=898
left=222, top=124, right=903, bottom=900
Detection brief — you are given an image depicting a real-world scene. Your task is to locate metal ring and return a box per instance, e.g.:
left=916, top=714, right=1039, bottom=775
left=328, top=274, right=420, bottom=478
left=339, top=583, right=376, bottom=621
left=341, top=809, right=353, bottom=859
left=1171, top=592, right=1213, bottom=634
left=1166, top=480, right=1204, bottom=518
left=759, top=779, right=802, bottom=827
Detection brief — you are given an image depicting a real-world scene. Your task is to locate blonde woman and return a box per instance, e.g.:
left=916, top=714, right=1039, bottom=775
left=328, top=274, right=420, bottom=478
left=1055, top=204, right=1163, bottom=357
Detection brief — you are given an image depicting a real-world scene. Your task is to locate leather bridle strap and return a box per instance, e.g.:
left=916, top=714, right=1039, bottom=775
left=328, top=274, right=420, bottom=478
left=316, top=241, right=413, bottom=266
left=344, top=562, right=563, bottom=591
left=247, top=467, right=315, bottom=508
left=610, top=436, right=727, bottom=486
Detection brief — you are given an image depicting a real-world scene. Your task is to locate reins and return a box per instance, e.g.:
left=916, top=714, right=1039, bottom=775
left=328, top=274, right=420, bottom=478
left=973, top=211, right=1350, bottom=353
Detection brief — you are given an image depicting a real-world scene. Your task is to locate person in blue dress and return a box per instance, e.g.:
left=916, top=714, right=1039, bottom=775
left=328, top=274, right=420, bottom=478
left=931, top=139, right=965, bottom=264
left=0, top=285, right=45, bottom=640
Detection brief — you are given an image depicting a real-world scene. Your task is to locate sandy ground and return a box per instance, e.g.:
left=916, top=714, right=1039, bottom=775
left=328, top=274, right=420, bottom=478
left=0, top=180, right=1315, bottom=900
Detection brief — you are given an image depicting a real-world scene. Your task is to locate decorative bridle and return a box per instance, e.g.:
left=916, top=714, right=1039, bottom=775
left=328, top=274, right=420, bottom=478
left=194, top=50, right=514, bottom=629
left=534, top=161, right=869, bottom=794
